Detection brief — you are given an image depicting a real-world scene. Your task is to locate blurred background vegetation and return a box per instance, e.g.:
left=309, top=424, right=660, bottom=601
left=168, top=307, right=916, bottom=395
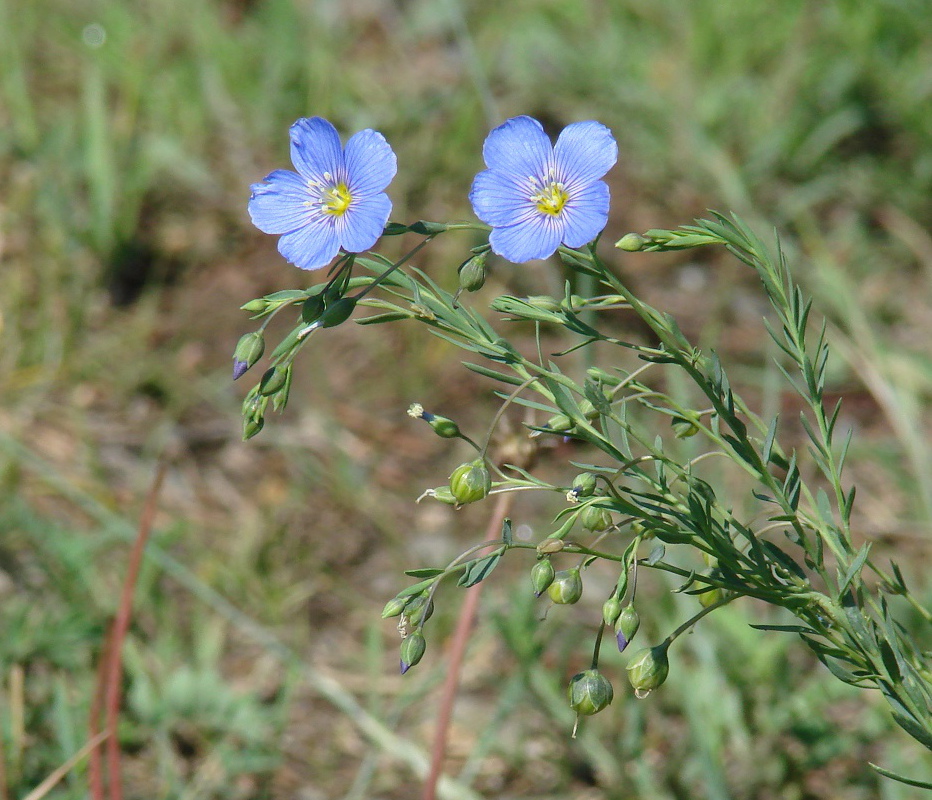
left=2, top=0, right=932, bottom=797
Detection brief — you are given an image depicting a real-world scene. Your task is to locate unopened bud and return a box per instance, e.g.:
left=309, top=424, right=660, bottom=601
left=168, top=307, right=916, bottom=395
left=537, top=538, right=565, bottom=555
left=615, top=605, right=640, bottom=652
left=400, top=631, right=426, bottom=674
left=581, top=503, right=613, bottom=532
left=320, top=297, right=357, bottom=328
left=232, top=331, right=265, bottom=380
left=626, top=644, right=669, bottom=697
left=568, top=669, right=614, bottom=716
left=302, top=293, right=326, bottom=323
left=616, top=233, right=649, bottom=252
left=602, top=596, right=622, bottom=627
left=242, top=416, right=265, bottom=441
left=449, top=459, right=492, bottom=505
left=381, top=596, right=407, bottom=619
left=698, top=569, right=724, bottom=607
left=458, top=250, right=489, bottom=293
left=547, top=568, right=583, bottom=605
left=671, top=413, right=701, bottom=439
left=525, top=295, right=561, bottom=312
left=403, top=593, right=434, bottom=626
left=544, top=414, right=574, bottom=433
left=259, top=364, right=290, bottom=396
left=570, top=473, right=597, bottom=500
left=531, top=559, right=555, bottom=597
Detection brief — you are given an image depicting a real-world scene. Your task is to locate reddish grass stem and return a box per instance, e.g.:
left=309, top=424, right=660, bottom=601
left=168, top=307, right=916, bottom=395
left=89, top=461, right=167, bottom=800
left=422, top=492, right=513, bottom=800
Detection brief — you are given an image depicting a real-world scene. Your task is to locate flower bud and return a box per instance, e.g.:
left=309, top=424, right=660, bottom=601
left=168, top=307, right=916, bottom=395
left=602, top=596, right=622, bottom=627
left=400, top=631, right=426, bottom=674
left=232, top=331, right=265, bottom=380
left=381, top=596, right=407, bottom=619
left=616, top=233, right=649, bottom=252
left=448, top=459, right=492, bottom=506
left=240, top=298, right=270, bottom=314
left=568, top=669, right=614, bottom=716
left=457, top=250, right=489, bottom=293
left=547, top=568, right=583, bottom=604
left=671, top=413, right=701, bottom=439
left=537, top=538, right=565, bottom=555
left=615, top=605, right=640, bottom=652
left=544, top=414, right=574, bottom=433
left=626, top=644, right=669, bottom=697
left=530, top=559, right=555, bottom=597
left=581, top=504, right=612, bottom=532
left=525, top=295, right=561, bottom=312
left=320, top=297, right=357, bottom=328
left=302, top=293, right=326, bottom=323
left=698, top=569, right=725, bottom=607
left=242, top=415, right=264, bottom=441
left=258, top=364, right=290, bottom=396
left=571, top=473, right=597, bottom=499
left=403, top=593, right=434, bottom=626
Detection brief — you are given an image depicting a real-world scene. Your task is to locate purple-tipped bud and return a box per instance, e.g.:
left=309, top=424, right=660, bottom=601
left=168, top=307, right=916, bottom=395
left=568, top=669, right=614, bottom=716
left=232, top=331, right=265, bottom=380
left=531, top=559, right=555, bottom=597
left=571, top=473, right=597, bottom=499
left=400, top=631, right=426, bottom=674
left=547, top=567, right=583, bottom=605
left=614, top=605, right=640, bottom=652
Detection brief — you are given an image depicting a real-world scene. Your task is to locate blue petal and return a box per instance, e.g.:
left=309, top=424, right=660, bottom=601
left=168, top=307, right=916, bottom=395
left=469, top=169, right=535, bottom=227
left=560, top=181, right=610, bottom=248
left=481, top=116, right=552, bottom=180
left=289, top=117, right=345, bottom=183
left=277, top=216, right=342, bottom=270
left=248, top=169, right=313, bottom=234
left=340, top=192, right=392, bottom=253
left=553, top=121, right=617, bottom=188
left=344, top=129, right=397, bottom=197
left=489, top=215, right=563, bottom=263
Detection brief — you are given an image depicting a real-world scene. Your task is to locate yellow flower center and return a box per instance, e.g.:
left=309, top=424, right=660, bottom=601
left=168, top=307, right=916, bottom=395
left=532, top=181, right=569, bottom=216
left=321, top=181, right=352, bottom=216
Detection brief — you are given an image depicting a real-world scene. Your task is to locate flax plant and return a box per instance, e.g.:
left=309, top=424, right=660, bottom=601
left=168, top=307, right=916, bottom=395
left=235, top=116, right=932, bottom=789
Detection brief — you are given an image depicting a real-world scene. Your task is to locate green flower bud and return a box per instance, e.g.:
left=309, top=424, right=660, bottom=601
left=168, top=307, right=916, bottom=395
left=242, top=416, right=264, bottom=441
left=531, top=559, right=555, bottom=597
left=458, top=250, right=489, bottom=293
left=408, top=220, right=450, bottom=235
left=626, top=644, right=670, bottom=697
left=400, top=631, right=426, bottom=674
left=615, top=605, right=640, bottom=652
left=449, top=459, right=492, bottom=506
left=602, top=596, right=622, bottom=627
left=403, top=593, right=434, bottom=626
left=544, top=414, right=574, bottom=433
left=698, top=568, right=725, bottom=607
left=381, top=596, right=407, bottom=619
left=671, top=413, right=701, bottom=439
left=568, top=669, right=614, bottom=716
left=232, top=331, right=265, bottom=380
left=258, top=364, right=290, bottom=396
left=571, top=473, right=597, bottom=499
left=301, top=292, right=326, bottom=323
left=320, top=297, right=357, bottom=328
left=547, top=568, right=583, bottom=604
left=581, top=504, right=613, bottom=532
left=525, top=295, right=561, bottom=312
left=616, top=232, right=649, bottom=252
left=240, top=298, right=271, bottom=314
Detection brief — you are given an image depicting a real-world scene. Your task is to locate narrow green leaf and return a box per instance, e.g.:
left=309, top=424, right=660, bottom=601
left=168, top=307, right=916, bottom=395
left=404, top=568, right=445, bottom=578
left=458, top=553, right=502, bottom=588
left=869, top=763, right=932, bottom=791
left=762, top=415, right=779, bottom=465
left=463, top=362, right=525, bottom=386
left=836, top=543, right=871, bottom=598
left=501, top=518, right=513, bottom=545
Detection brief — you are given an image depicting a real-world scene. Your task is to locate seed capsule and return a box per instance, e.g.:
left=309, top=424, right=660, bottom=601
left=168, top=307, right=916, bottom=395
left=531, top=559, right=556, bottom=597
left=547, top=568, right=583, bottom=604
left=400, top=632, right=426, bottom=674
left=568, top=669, right=614, bottom=716
left=626, top=644, right=670, bottom=697
left=614, top=605, right=640, bottom=652
left=448, top=459, right=492, bottom=505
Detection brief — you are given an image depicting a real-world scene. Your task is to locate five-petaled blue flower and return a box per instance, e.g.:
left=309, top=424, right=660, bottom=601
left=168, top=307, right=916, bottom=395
left=469, top=116, right=617, bottom=263
left=248, top=117, right=397, bottom=271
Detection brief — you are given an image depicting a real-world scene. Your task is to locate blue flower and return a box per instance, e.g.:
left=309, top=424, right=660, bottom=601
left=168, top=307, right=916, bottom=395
left=248, top=117, right=397, bottom=271
left=469, top=116, right=617, bottom=263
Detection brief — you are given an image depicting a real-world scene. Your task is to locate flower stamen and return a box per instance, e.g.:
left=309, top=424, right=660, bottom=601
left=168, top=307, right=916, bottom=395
left=532, top=180, right=569, bottom=217
left=320, top=182, right=353, bottom=216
